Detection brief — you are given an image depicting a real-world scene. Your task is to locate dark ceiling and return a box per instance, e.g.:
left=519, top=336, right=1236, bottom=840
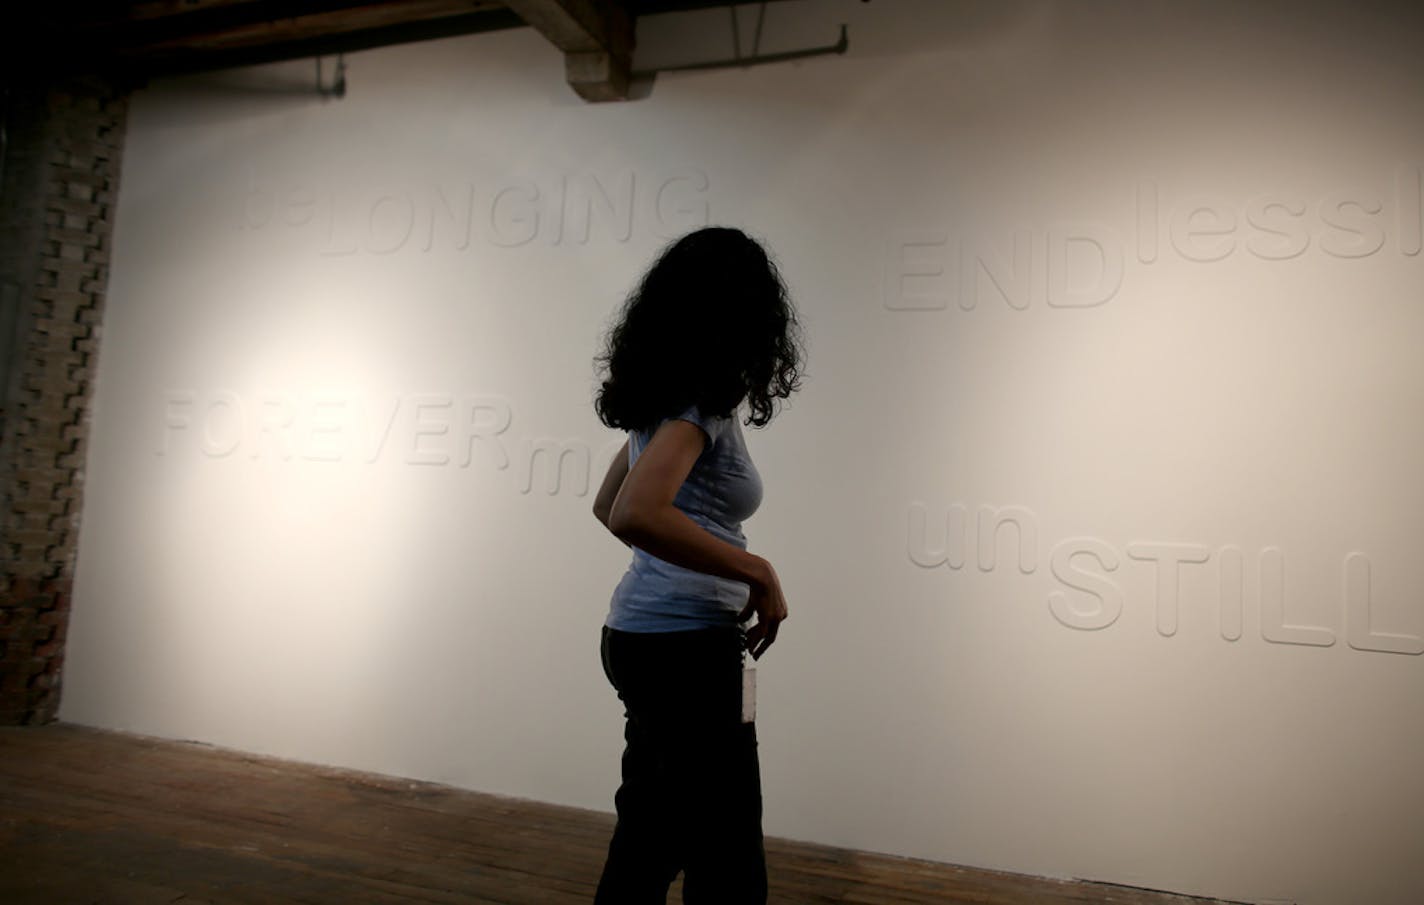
left=3, top=0, right=814, bottom=101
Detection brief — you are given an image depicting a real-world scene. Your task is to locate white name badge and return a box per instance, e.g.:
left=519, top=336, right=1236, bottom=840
left=741, top=665, right=756, bottom=723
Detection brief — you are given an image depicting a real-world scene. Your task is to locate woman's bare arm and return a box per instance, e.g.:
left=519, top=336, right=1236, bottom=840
left=592, top=439, right=631, bottom=545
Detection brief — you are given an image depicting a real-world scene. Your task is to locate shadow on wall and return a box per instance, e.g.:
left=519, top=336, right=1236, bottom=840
left=138, top=60, right=348, bottom=127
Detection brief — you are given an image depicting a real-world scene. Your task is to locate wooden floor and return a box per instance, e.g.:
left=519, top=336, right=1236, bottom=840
left=0, top=723, right=1230, bottom=905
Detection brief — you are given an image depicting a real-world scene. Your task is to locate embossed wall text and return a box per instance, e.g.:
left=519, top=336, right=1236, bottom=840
left=907, top=501, right=1423, bottom=656
left=884, top=166, right=1423, bottom=311
left=158, top=390, right=623, bottom=497
left=241, top=169, right=711, bottom=254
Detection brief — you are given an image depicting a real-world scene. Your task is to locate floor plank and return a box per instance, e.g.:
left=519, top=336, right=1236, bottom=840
left=0, top=723, right=1233, bottom=904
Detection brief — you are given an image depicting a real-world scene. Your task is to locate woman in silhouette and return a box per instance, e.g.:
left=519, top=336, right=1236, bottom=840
left=590, top=226, right=803, bottom=904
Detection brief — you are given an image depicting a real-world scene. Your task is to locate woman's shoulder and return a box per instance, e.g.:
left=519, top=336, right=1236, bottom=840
left=653, top=402, right=740, bottom=449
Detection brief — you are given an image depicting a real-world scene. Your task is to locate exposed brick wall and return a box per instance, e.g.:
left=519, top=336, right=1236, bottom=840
left=0, top=76, right=128, bottom=725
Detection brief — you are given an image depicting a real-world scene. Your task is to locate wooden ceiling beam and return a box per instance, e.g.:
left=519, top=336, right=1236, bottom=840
left=69, top=1, right=504, bottom=54
left=5, top=1, right=522, bottom=77
left=5, top=0, right=800, bottom=87
left=503, top=0, right=633, bottom=102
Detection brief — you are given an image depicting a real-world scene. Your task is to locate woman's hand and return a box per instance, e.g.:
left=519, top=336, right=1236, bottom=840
left=738, top=557, right=788, bottom=660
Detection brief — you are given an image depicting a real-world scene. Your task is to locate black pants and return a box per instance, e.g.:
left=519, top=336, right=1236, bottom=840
left=595, top=624, right=768, bottom=904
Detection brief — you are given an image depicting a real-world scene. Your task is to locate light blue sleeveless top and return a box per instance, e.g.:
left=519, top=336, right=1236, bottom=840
left=604, top=404, right=763, bottom=632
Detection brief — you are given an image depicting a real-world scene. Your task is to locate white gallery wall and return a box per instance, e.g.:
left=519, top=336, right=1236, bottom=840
left=60, top=1, right=1422, bottom=903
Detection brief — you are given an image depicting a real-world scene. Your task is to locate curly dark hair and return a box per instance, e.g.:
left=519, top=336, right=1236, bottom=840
left=594, top=227, right=803, bottom=432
